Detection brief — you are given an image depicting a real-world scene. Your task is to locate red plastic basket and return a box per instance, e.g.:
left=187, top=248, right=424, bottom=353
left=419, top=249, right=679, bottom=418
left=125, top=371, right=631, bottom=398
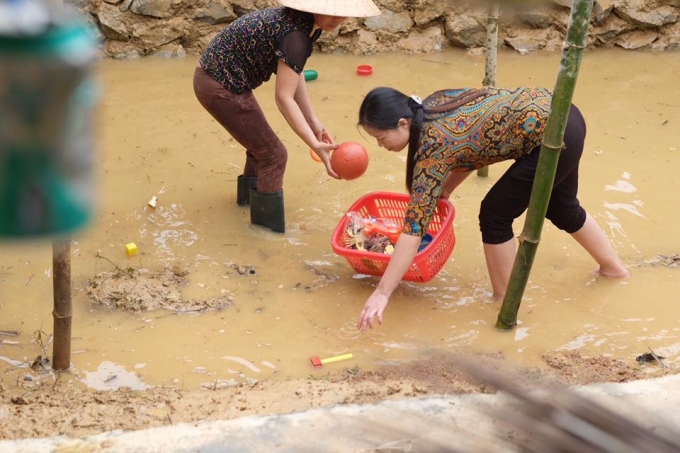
left=331, top=191, right=456, bottom=283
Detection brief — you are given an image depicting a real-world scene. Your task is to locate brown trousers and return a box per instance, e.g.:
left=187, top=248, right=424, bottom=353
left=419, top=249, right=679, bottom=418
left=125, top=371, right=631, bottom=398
left=193, top=66, right=287, bottom=192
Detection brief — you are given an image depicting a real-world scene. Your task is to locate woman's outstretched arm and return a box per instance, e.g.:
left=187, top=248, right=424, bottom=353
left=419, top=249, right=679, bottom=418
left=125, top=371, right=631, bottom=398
left=357, top=234, right=421, bottom=331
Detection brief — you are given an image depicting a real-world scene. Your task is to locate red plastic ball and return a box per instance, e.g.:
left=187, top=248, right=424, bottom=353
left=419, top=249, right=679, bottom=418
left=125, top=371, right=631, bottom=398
left=331, top=142, right=369, bottom=180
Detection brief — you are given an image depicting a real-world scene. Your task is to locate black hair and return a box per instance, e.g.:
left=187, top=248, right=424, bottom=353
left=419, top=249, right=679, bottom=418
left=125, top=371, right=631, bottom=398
left=359, top=87, right=491, bottom=193
left=358, top=87, right=424, bottom=192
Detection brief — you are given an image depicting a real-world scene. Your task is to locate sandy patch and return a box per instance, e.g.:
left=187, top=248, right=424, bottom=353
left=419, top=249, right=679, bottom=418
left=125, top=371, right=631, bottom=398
left=84, top=263, right=232, bottom=312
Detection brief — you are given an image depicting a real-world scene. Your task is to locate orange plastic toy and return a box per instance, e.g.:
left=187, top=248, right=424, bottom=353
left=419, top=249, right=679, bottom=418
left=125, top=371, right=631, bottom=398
left=309, top=148, right=322, bottom=162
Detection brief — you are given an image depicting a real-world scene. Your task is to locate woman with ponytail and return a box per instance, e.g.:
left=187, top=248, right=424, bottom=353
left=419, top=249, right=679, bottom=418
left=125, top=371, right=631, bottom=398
left=356, top=86, right=629, bottom=331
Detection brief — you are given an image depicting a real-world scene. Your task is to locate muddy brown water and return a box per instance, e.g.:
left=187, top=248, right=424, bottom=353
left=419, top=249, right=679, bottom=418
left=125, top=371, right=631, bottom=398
left=1, top=49, right=679, bottom=391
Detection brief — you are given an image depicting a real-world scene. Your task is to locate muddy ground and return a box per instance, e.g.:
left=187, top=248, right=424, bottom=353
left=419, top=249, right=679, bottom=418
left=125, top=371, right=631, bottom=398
left=0, top=349, right=674, bottom=441
left=2, top=263, right=678, bottom=441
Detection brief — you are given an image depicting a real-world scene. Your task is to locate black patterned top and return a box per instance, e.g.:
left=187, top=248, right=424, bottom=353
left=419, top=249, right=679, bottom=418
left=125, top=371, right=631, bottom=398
left=404, top=87, right=553, bottom=236
left=199, top=7, right=321, bottom=94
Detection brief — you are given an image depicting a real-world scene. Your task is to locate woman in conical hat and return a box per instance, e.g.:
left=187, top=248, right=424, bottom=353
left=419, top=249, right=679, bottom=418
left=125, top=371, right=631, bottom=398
left=193, top=0, right=381, bottom=233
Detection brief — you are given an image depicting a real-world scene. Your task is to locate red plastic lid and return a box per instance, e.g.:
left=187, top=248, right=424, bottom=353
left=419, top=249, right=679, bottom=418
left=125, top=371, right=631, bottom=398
left=357, top=64, right=373, bottom=76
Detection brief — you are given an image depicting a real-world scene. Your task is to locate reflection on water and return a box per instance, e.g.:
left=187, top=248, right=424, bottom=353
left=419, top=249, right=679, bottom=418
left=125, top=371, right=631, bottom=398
left=1, top=49, right=680, bottom=390
left=81, top=361, right=149, bottom=391
left=0, top=355, right=27, bottom=368
left=604, top=202, right=645, bottom=218
left=514, top=327, right=531, bottom=342
left=143, top=203, right=199, bottom=258
left=605, top=173, right=637, bottom=194
left=603, top=171, right=645, bottom=219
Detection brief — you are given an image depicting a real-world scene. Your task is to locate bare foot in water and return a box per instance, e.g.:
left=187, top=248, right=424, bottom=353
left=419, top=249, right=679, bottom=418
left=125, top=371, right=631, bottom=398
left=595, top=267, right=631, bottom=278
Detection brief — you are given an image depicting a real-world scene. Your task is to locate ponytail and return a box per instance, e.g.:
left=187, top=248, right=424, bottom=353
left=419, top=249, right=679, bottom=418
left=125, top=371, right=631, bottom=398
left=405, top=105, right=423, bottom=192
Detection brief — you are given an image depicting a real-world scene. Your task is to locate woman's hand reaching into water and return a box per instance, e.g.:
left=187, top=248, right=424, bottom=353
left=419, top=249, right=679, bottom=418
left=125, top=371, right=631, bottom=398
left=357, top=289, right=390, bottom=331
left=356, top=234, right=422, bottom=331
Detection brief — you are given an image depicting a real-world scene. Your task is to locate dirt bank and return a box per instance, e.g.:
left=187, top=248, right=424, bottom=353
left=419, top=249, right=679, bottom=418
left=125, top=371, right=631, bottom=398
left=0, top=351, right=673, bottom=441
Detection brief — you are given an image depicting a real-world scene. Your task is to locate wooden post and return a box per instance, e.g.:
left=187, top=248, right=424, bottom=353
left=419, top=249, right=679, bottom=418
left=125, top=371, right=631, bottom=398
left=482, top=3, right=501, bottom=88
left=52, top=237, right=72, bottom=370
left=51, top=0, right=72, bottom=372
left=496, top=0, right=595, bottom=330
left=477, top=3, right=501, bottom=178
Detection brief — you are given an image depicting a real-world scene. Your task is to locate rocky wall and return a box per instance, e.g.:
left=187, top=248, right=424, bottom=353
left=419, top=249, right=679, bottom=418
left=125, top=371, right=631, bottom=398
left=69, top=0, right=680, bottom=59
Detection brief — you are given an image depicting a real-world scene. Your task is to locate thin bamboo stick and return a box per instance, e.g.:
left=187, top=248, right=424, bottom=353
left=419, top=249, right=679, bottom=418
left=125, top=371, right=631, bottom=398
left=496, top=0, right=594, bottom=330
left=477, top=3, right=501, bottom=178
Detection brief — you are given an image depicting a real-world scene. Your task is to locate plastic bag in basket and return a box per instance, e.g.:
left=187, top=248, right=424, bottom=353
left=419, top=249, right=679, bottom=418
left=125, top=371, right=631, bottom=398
left=344, top=212, right=400, bottom=254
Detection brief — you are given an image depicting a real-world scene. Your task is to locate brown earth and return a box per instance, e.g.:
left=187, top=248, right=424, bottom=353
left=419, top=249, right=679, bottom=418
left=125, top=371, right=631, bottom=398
left=0, top=350, right=674, bottom=441
left=3, top=259, right=679, bottom=441
left=84, top=261, right=233, bottom=313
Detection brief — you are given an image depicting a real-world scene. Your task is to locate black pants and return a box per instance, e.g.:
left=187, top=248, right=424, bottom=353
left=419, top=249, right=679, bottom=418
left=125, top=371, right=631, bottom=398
left=479, top=105, right=588, bottom=244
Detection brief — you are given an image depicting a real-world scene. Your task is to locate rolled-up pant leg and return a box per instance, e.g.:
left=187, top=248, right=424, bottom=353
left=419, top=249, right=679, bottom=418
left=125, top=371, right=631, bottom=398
left=544, top=105, right=588, bottom=233
left=478, top=105, right=588, bottom=244
left=193, top=67, right=287, bottom=192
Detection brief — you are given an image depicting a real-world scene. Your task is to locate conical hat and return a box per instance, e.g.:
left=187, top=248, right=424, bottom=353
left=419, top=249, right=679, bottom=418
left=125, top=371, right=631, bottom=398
left=278, top=0, right=381, bottom=18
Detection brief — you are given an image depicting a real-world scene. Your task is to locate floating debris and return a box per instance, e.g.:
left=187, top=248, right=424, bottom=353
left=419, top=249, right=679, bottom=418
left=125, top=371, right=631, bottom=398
left=636, top=348, right=667, bottom=367
left=656, top=254, right=680, bottom=267
left=85, top=266, right=233, bottom=312
left=229, top=263, right=257, bottom=276
left=125, top=242, right=138, bottom=256
left=639, top=254, right=680, bottom=268
left=304, top=262, right=339, bottom=282
left=30, top=355, right=50, bottom=371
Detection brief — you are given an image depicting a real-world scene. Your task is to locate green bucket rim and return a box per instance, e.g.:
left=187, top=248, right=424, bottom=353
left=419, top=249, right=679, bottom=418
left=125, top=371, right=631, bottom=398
left=0, top=24, right=90, bottom=54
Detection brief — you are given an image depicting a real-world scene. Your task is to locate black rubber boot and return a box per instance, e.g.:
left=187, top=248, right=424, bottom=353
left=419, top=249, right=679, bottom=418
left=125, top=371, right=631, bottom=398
left=250, top=189, right=285, bottom=233
left=236, top=175, right=258, bottom=206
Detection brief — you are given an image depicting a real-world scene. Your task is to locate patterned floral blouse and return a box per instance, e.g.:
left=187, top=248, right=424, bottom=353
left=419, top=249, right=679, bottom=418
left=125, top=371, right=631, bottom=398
left=199, top=7, right=321, bottom=94
left=403, top=87, right=553, bottom=236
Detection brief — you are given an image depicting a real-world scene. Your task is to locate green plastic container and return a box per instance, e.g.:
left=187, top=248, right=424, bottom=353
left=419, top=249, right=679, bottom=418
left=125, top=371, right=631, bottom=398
left=0, top=7, right=98, bottom=237
left=303, top=69, right=318, bottom=81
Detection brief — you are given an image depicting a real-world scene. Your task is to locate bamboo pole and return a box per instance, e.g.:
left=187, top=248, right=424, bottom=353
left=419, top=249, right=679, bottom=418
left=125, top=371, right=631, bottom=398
left=50, top=0, right=73, bottom=371
left=477, top=3, right=501, bottom=178
left=482, top=3, right=501, bottom=88
left=52, top=237, right=72, bottom=370
left=496, top=0, right=594, bottom=330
